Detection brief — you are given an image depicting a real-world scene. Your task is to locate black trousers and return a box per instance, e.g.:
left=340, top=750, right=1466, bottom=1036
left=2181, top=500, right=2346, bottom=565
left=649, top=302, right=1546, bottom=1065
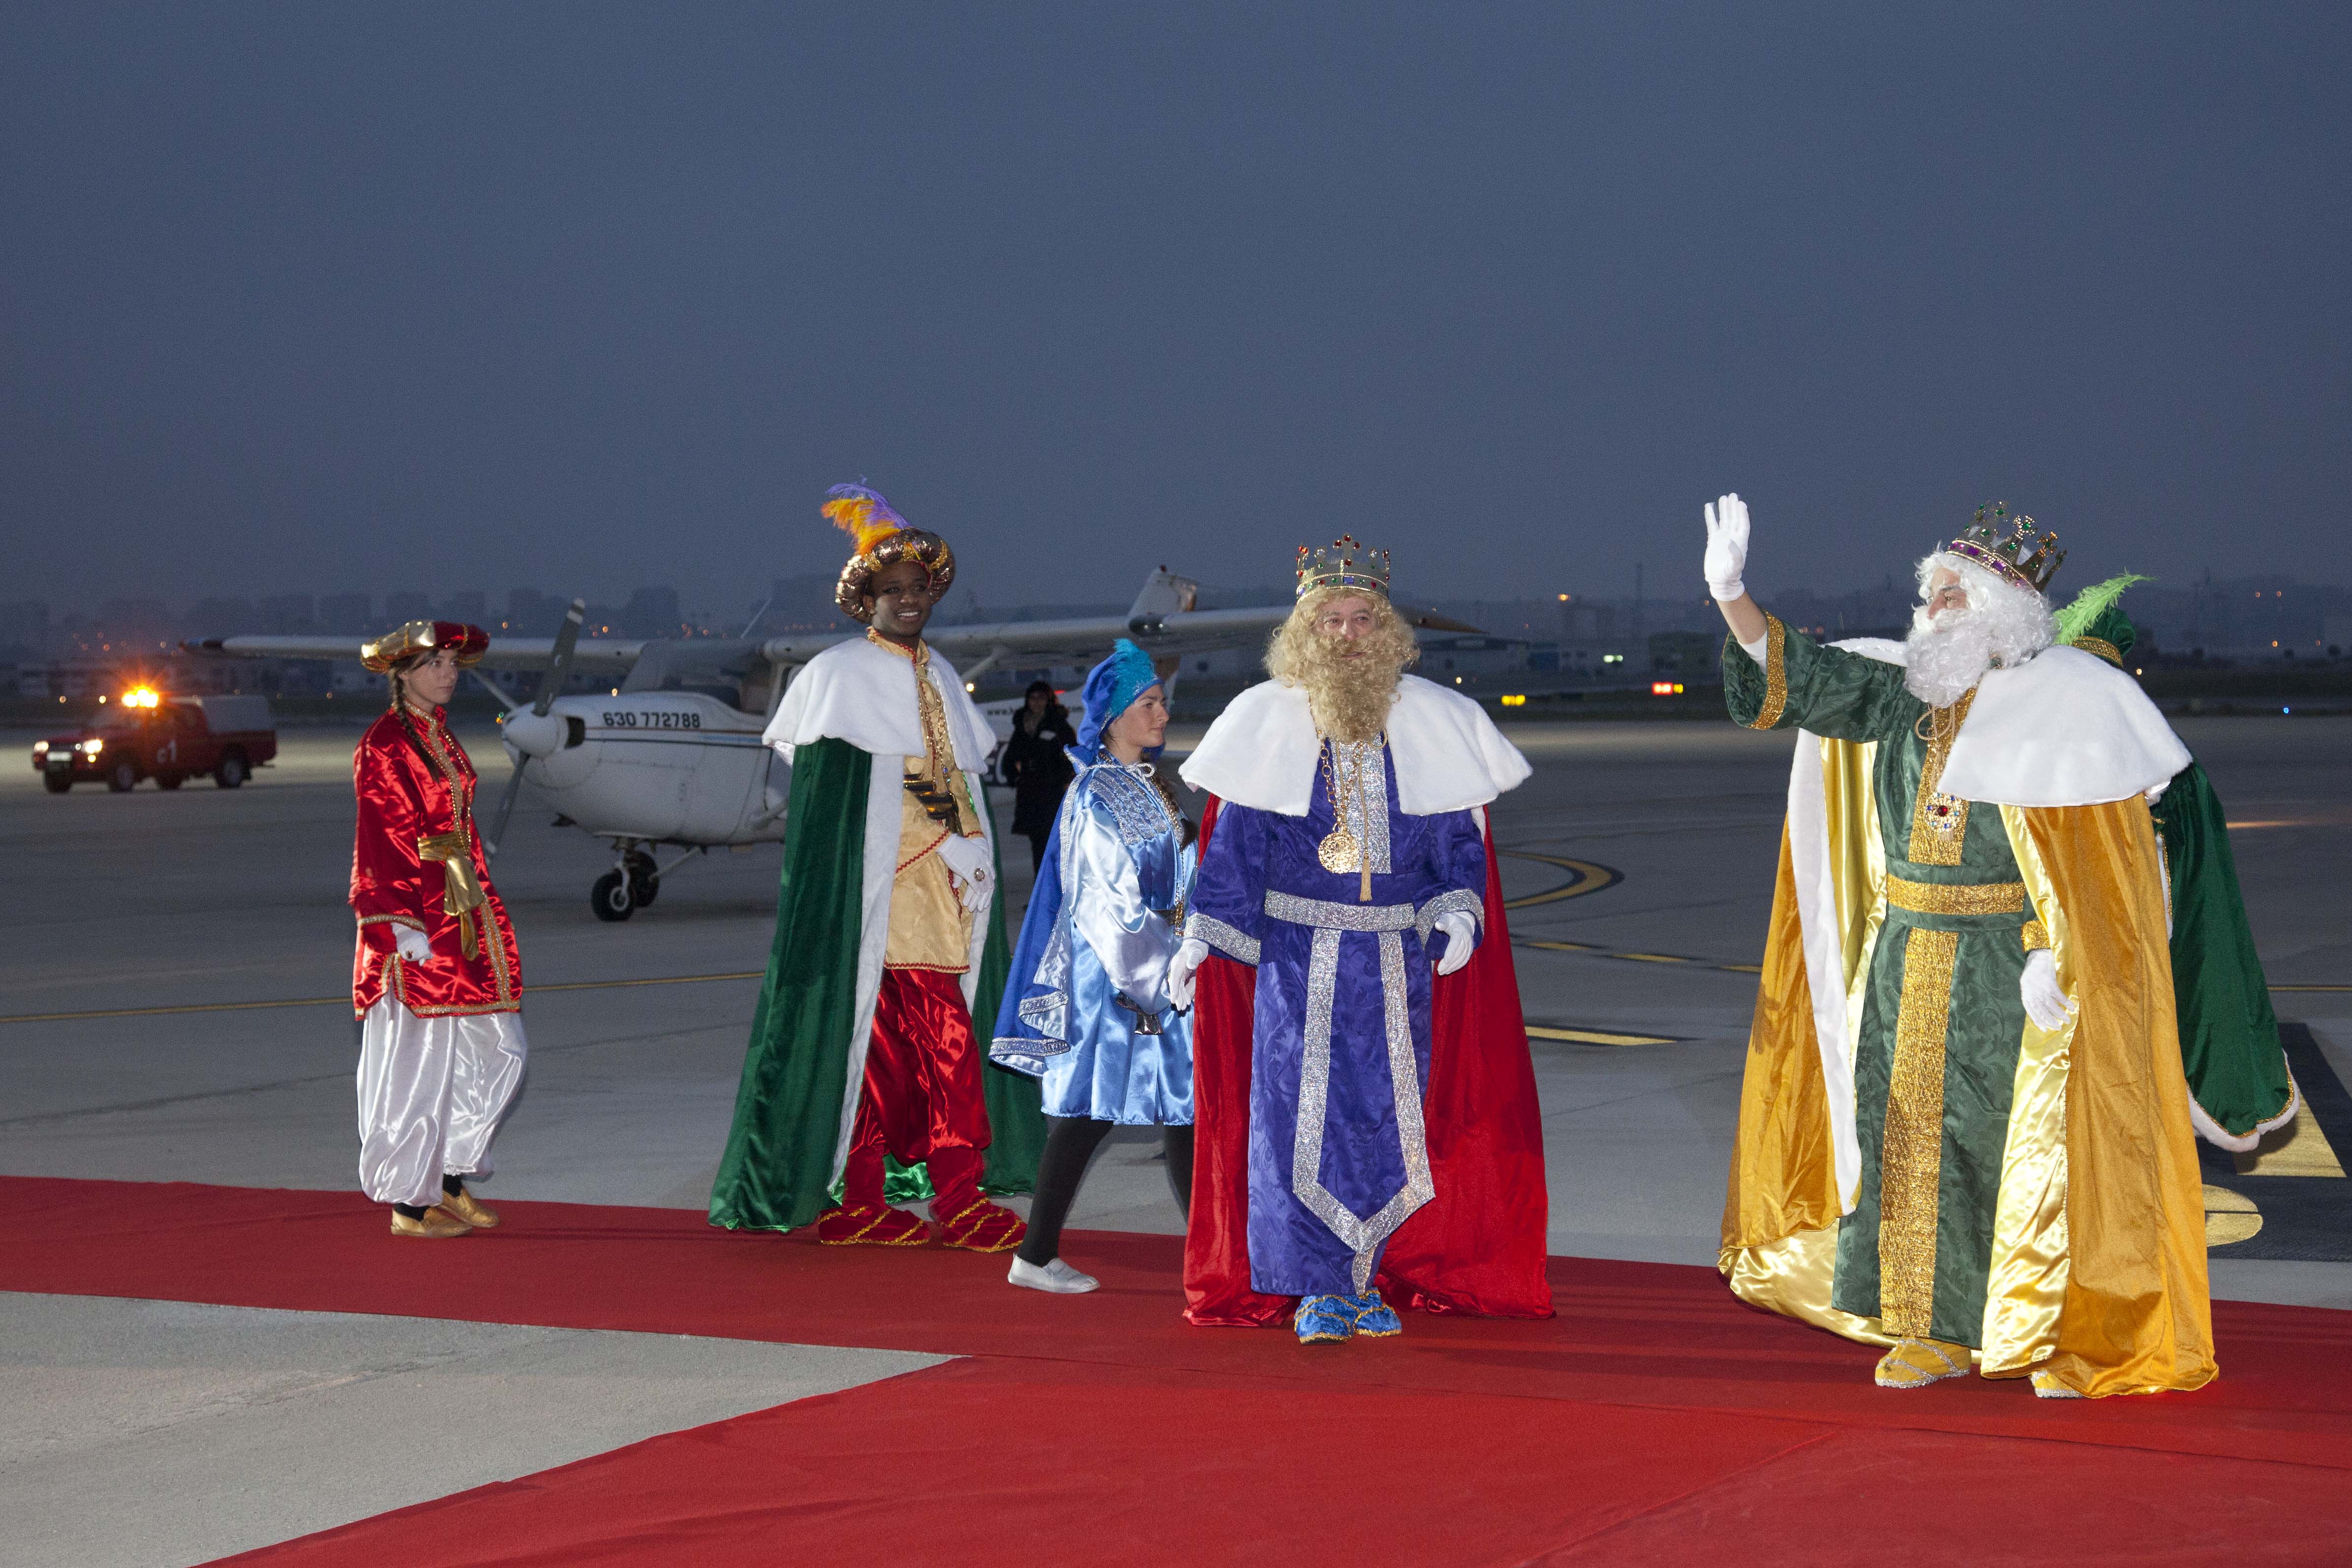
left=1016, top=1115, right=1193, bottom=1266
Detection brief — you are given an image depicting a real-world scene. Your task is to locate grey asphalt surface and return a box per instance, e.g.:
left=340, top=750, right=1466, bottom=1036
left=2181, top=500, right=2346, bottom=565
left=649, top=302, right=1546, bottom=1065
left=3, top=713, right=2347, bottom=1563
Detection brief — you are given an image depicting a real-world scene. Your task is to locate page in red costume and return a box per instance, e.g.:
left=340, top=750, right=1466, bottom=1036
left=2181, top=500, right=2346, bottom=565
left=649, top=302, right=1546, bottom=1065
left=1181, top=795, right=1554, bottom=1326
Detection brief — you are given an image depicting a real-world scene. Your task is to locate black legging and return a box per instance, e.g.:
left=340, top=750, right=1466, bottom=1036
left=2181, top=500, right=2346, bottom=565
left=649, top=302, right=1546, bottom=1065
left=1017, top=1115, right=1193, bottom=1266
left=1026, top=830, right=1051, bottom=874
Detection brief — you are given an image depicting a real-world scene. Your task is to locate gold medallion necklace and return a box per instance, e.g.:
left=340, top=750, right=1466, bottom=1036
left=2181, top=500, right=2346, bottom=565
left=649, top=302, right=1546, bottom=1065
left=1315, top=736, right=1382, bottom=893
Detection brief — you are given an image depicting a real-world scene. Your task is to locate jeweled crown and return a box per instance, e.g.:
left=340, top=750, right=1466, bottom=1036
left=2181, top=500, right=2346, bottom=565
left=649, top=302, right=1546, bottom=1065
left=1945, top=502, right=2064, bottom=596
left=1295, top=534, right=1392, bottom=600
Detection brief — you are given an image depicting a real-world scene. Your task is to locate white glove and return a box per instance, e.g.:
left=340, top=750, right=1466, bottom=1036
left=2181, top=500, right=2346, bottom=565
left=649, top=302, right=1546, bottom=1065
left=2020, top=949, right=2075, bottom=1032
left=1167, top=938, right=1209, bottom=1009
left=1431, top=910, right=1477, bottom=976
left=1703, top=492, right=1750, bottom=602
left=935, top=833, right=994, bottom=912
left=393, top=925, right=434, bottom=964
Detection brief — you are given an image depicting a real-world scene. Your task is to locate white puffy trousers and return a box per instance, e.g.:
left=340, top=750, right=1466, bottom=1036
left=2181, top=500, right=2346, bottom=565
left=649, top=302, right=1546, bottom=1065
left=357, top=998, right=528, bottom=1207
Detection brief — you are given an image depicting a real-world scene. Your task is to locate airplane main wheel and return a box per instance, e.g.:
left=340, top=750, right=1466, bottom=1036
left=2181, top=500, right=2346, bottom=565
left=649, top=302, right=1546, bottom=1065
left=591, top=869, right=635, bottom=922
left=625, top=849, right=659, bottom=908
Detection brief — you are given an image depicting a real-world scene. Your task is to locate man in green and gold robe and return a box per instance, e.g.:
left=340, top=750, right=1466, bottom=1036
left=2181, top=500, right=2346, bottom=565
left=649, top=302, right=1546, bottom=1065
left=1703, top=495, right=2215, bottom=1399
left=708, top=484, right=1042, bottom=1249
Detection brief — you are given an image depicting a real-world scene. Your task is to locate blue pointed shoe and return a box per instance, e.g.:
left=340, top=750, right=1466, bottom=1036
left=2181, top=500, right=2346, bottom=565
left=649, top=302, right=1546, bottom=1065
left=1294, top=1294, right=1355, bottom=1345
left=1349, top=1289, right=1402, bottom=1338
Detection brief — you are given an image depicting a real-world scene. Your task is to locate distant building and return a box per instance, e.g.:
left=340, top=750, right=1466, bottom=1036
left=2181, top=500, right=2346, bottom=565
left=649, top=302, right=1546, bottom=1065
left=318, top=593, right=374, bottom=633
left=1647, top=630, right=1719, bottom=678
left=385, top=590, right=431, bottom=624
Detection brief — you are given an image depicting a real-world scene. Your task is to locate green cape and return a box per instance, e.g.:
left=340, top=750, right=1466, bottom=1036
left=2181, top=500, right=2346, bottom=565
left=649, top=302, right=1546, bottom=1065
left=708, top=736, right=1044, bottom=1231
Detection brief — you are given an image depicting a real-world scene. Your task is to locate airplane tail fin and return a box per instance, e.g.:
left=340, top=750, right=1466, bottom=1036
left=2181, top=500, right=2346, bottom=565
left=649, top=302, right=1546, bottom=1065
left=1127, top=568, right=1200, bottom=626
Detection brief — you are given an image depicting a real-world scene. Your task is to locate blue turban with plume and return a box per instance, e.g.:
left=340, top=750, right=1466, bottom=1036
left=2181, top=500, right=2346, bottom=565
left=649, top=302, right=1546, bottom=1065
left=1075, top=639, right=1163, bottom=761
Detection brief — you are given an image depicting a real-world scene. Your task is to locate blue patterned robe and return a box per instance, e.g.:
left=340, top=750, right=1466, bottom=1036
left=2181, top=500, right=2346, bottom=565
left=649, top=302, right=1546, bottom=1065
left=1184, top=739, right=1487, bottom=1297
left=992, top=757, right=1196, bottom=1125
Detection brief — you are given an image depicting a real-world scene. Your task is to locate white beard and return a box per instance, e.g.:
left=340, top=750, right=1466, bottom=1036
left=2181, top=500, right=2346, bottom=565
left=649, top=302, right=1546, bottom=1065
left=1903, top=607, right=1995, bottom=709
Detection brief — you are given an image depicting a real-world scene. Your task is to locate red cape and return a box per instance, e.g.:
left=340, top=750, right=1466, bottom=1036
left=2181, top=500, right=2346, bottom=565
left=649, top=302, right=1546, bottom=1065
left=1181, top=795, right=1555, bottom=1325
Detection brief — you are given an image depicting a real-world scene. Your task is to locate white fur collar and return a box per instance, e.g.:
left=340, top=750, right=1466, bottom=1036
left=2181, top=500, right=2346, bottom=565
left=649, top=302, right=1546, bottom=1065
left=1832, top=638, right=2189, bottom=806
left=764, top=635, right=998, bottom=770
left=1178, top=673, right=1531, bottom=816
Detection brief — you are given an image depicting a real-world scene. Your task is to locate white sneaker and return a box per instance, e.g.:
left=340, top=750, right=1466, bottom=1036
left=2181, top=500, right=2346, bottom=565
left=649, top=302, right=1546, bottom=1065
left=1008, top=1256, right=1099, bottom=1294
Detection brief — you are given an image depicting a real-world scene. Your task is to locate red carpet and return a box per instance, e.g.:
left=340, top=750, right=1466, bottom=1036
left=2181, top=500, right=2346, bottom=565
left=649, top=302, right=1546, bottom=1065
left=5, top=1176, right=2351, bottom=1564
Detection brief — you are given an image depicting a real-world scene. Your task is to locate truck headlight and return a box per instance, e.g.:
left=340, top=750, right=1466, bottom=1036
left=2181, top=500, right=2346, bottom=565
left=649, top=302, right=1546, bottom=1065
left=82, top=738, right=103, bottom=754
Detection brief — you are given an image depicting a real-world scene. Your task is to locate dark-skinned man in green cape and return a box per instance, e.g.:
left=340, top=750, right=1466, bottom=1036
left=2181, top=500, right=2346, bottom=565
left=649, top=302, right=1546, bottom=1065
left=709, top=483, right=1042, bottom=1249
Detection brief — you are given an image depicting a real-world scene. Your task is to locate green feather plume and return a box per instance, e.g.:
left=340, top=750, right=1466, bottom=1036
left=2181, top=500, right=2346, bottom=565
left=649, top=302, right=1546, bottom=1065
left=2055, top=572, right=2151, bottom=645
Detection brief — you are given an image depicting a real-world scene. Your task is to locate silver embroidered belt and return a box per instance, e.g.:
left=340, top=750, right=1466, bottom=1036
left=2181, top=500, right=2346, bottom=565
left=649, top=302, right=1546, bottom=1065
left=1262, top=890, right=1416, bottom=931
left=1261, top=889, right=1432, bottom=1293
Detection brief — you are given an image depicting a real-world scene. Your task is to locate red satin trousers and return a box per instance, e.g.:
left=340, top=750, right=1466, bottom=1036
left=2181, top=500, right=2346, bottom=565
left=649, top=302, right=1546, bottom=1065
left=845, top=967, right=992, bottom=1212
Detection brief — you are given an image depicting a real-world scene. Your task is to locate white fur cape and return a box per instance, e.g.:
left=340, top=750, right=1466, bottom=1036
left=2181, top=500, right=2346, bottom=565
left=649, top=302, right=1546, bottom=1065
left=1178, top=673, right=1531, bottom=816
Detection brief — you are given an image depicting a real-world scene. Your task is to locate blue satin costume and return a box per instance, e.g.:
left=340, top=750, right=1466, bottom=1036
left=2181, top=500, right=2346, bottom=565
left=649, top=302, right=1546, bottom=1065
left=992, top=759, right=1197, bottom=1122
left=1184, top=741, right=1486, bottom=1298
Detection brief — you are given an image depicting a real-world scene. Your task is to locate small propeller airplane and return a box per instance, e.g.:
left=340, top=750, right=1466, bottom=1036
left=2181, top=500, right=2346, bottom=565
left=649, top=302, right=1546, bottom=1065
left=193, top=569, right=1478, bottom=920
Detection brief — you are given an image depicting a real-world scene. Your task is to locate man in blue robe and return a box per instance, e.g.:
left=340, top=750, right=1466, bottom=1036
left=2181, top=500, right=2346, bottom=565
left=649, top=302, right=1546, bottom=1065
left=1171, top=536, right=1531, bottom=1343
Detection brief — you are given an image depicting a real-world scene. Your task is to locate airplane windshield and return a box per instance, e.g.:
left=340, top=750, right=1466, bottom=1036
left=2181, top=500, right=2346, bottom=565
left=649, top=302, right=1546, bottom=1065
left=618, top=639, right=769, bottom=715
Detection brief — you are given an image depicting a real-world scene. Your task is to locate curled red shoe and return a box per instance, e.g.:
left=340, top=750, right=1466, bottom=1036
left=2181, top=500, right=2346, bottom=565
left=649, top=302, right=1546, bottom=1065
left=935, top=1198, right=1027, bottom=1252
left=817, top=1201, right=930, bottom=1246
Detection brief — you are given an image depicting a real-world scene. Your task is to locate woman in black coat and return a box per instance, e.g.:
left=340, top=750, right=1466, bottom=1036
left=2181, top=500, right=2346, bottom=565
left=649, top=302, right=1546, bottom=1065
left=1001, top=680, right=1076, bottom=873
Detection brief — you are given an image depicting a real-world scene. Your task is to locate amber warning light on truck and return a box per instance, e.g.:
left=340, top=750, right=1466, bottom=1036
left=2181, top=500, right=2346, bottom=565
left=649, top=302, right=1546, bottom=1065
left=123, top=687, right=161, bottom=708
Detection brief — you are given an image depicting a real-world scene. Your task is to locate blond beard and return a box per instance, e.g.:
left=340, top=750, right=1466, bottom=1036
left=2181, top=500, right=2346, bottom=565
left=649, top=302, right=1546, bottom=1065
left=1265, top=590, right=1417, bottom=743
left=1297, top=638, right=1406, bottom=741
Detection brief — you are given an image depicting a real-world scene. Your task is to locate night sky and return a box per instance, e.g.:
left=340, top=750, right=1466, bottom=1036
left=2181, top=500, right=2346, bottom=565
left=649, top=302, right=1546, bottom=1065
left=6, top=3, right=2346, bottom=618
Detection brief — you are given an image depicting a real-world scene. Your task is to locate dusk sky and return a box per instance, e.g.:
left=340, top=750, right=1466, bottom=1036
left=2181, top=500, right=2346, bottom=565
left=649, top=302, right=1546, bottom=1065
left=6, top=4, right=2347, bottom=619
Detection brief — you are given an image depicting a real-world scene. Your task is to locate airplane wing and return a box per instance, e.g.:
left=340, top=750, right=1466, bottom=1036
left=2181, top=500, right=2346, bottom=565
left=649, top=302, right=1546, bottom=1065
left=185, top=635, right=648, bottom=674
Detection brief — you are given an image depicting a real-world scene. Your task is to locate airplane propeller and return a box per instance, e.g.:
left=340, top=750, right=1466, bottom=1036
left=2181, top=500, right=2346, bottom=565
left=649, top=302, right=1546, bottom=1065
left=485, top=598, right=585, bottom=857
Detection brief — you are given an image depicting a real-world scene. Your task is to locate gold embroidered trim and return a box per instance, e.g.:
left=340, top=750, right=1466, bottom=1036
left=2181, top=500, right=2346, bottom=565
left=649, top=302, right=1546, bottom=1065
left=1880, top=926, right=1959, bottom=1339
left=1906, top=688, right=1978, bottom=865
left=407, top=712, right=515, bottom=1006
left=2073, top=637, right=2124, bottom=669
left=1743, top=615, right=1788, bottom=730
left=359, top=913, right=427, bottom=931
left=2021, top=919, right=2051, bottom=953
left=1885, top=875, right=2025, bottom=916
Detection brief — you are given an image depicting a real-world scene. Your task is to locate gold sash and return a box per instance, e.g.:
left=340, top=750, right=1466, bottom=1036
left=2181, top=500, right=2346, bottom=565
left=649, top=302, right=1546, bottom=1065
left=416, top=832, right=487, bottom=959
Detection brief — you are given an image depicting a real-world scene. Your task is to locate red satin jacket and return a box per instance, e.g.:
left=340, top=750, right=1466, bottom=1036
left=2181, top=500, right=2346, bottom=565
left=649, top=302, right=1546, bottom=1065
left=350, top=708, right=522, bottom=1018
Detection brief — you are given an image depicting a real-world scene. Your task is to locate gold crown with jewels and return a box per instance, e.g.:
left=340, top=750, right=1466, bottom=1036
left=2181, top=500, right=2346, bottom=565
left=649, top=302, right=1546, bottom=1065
left=1945, top=502, right=2064, bottom=595
left=1295, top=534, right=1391, bottom=599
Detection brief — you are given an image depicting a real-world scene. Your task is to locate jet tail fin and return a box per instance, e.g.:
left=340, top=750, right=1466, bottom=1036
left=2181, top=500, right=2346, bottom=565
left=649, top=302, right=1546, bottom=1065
left=1127, top=568, right=1200, bottom=629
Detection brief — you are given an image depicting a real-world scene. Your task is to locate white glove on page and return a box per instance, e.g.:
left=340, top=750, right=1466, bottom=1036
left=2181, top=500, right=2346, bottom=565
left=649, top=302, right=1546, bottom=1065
left=2020, top=949, right=2075, bottom=1032
left=393, top=925, right=434, bottom=964
left=1431, top=910, right=1477, bottom=976
left=935, top=833, right=994, bottom=912
left=1703, top=492, right=1750, bottom=602
left=1167, top=938, right=1209, bottom=1010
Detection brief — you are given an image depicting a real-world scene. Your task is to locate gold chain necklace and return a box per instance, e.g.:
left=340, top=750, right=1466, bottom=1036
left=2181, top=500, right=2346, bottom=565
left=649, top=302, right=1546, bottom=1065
left=1315, top=735, right=1384, bottom=900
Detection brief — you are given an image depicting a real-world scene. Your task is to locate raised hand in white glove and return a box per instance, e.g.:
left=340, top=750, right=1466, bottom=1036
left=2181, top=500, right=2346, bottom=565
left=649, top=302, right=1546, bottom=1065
left=393, top=925, right=434, bottom=964
left=1431, top=910, right=1478, bottom=977
left=1167, top=939, right=1209, bottom=1010
left=2020, top=949, right=2076, bottom=1032
left=935, top=833, right=994, bottom=912
left=1703, top=492, right=1751, bottom=602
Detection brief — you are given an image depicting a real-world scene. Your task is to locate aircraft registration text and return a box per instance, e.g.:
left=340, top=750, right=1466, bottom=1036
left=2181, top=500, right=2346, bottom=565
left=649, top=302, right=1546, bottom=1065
left=601, top=711, right=703, bottom=730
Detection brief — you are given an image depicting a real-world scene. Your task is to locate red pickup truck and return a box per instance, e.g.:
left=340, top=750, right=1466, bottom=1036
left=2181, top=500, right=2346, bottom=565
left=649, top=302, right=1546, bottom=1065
left=34, top=693, right=279, bottom=793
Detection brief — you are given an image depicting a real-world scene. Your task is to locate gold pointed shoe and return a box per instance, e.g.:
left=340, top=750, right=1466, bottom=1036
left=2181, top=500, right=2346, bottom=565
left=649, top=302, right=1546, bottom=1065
left=1874, top=1337, right=1971, bottom=1389
left=390, top=1208, right=472, bottom=1239
left=2031, top=1370, right=2085, bottom=1400
left=440, top=1188, right=500, bottom=1229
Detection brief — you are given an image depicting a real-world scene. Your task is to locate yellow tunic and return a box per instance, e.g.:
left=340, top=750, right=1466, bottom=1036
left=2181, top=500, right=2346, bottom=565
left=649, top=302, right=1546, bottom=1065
left=873, top=632, right=986, bottom=973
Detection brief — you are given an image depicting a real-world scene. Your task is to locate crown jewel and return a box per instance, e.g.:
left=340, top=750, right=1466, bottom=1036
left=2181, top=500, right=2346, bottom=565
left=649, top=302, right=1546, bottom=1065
left=1945, top=502, right=2064, bottom=595
left=1295, top=533, right=1392, bottom=600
